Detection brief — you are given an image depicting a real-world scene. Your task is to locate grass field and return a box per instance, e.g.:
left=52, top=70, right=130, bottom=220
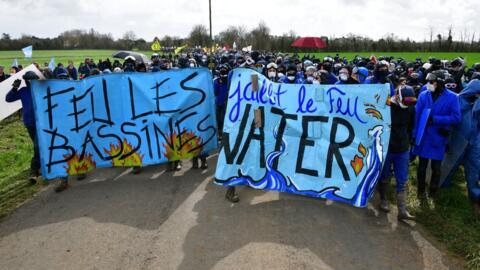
left=404, top=164, right=480, bottom=270
left=0, top=50, right=480, bottom=69
left=0, top=50, right=140, bottom=69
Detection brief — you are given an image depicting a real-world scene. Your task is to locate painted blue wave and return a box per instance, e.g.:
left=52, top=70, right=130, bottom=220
left=216, top=126, right=384, bottom=208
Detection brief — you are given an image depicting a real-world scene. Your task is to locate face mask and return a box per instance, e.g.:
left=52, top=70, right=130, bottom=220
left=268, top=71, right=276, bottom=79
left=189, top=63, right=195, bottom=68
left=339, top=74, right=349, bottom=81
left=306, top=76, right=314, bottom=83
left=426, top=83, right=435, bottom=92
left=277, top=73, right=285, bottom=78
left=287, top=76, right=296, bottom=82
left=376, top=70, right=388, bottom=78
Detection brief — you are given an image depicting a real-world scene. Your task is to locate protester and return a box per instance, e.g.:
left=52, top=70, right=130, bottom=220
left=123, top=56, right=136, bottom=72
left=304, top=66, right=319, bottom=84
left=265, top=62, right=279, bottom=82
left=5, top=71, right=41, bottom=184
left=320, top=58, right=338, bottom=84
left=78, top=58, right=91, bottom=79
left=0, top=66, right=9, bottom=82
left=335, top=65, right=359, bottom=84
left=213, top=64, right=230, bottom=138
left=366, top=61, right=394, bottom=95
left=413, top=70, right=461, bottom=201
left=351, top=66, right=368, bottom=84
left=378, top=78, right=416, bottom=220
left=66, top=60, right=78, bottom=80
left=10, top=66, right=18, bottom=74
left=280, top=64, right=304, bottom=84
left=447, top=79, right=480, bottom=216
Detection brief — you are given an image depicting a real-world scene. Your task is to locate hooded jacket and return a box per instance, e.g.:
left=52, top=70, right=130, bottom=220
left=412, top=88, right=461, bottom=160
left=5, top=85, right=35, bottom=128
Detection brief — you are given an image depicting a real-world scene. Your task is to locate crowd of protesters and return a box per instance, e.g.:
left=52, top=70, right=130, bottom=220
left=2, top=49, right=479, bottom=218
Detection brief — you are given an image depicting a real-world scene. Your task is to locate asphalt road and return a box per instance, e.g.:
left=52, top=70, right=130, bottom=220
left=0, top=154, right=462, bottom=270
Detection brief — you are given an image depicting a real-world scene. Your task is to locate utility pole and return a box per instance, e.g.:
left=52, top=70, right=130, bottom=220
left=209, top=0, right=213, bottom=47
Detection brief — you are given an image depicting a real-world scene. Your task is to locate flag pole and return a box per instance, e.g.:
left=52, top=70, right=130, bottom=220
left=209, top=0, right=213, bottom=48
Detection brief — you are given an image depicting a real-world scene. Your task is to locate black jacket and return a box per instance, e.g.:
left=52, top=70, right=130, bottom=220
left=388, top=103, right=415, bottom=153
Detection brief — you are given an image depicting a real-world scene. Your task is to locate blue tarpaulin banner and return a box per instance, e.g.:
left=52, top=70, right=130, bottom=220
left=31, top=68, right=218, bottom=179
left=215, top=69, right=391, bottom=207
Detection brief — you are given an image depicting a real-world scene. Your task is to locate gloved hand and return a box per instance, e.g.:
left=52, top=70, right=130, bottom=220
left=12, top=79, right=21, bottom=89
left=438, top=128, right=451, bottom=137
left=427, top=114, right=434, bottom=125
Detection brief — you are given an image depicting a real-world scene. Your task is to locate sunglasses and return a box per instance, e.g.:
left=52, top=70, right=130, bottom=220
left=428, top=80, right=436, bottom=84
left=445, top=83, right=457, bottom=89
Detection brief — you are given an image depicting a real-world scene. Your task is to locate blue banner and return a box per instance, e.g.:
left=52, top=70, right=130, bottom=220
left=31, top=68, right=218, bottom=179
left=215, top=69, right=391, bottom=207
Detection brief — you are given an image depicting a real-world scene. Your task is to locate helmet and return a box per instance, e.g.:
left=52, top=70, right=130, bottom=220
left=266, top=62, right=278, bottom=70
left=426, top=70, right=446, bottom=84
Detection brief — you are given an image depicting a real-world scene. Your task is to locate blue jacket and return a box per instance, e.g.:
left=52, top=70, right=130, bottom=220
left=5, top=85, right=36, bottom=128
left=67, top=66, right=78, bottom=80
left=326, top=72, right=338, bottom=84
left=457, top=80, right=480, bottom=144
left=0, top=73, right=9, bottom=82
left=213, top=77, right=229, bottom=106
left=412, top=89, right=461, bottom=160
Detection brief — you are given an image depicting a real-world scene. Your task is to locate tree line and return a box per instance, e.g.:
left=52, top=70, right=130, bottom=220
left=1, top=23, right=479, bottom=52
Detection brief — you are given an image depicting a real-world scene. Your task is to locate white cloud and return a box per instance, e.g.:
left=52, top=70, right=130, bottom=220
left=0, top=0, right=479, bottom=41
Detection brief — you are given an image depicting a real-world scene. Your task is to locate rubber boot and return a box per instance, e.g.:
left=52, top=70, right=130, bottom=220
left=167, top=161, right=175, bottom=171
left=378, top=181, right=390, bottom=213
left=28, top=170, right=38, bottom=185
left=397, top=191, right=415, bottom=221
left=200, top=156, right=208, bottom=169
left=174, top=160, right=182, bottom=171
left=473, top=199, right=480, bottom=218
left=192, top=157, right=199, bottom=169
left=225, top=186, right=239, bottom=203
left=54, top=178, right=69, bottom=193
left=132, top=166, right=142, bottom=175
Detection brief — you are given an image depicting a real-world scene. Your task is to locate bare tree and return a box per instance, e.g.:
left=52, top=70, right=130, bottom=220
left=188, top=25, right=210, bottom=47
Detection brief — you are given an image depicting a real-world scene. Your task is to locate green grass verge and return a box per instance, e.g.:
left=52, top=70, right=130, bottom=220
left=396, top=160, right=480, bottom=270
left=0, top=114, right=46, bottom=218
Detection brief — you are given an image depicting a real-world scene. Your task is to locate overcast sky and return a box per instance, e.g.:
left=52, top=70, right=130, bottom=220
left=1, top=0, right=479, bottom=42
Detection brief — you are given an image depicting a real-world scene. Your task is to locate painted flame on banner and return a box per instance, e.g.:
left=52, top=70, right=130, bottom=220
left=163, top=129, right=203, bottom=161
left=104, top=139, right=144, bottom=167
left=64, top=153, right=96, bottom=175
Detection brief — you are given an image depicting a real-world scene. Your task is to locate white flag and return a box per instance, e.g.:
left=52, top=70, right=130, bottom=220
left=22, top=45, right=33, bottom=58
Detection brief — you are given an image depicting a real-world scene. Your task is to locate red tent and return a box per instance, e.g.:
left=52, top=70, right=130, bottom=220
left=291, top=37, right=327, bottom=49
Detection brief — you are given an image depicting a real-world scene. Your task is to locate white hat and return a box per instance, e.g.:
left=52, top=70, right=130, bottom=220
left=124, top=56, right=136, bottom=61
left=422, top=63, right=432, bottom=70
